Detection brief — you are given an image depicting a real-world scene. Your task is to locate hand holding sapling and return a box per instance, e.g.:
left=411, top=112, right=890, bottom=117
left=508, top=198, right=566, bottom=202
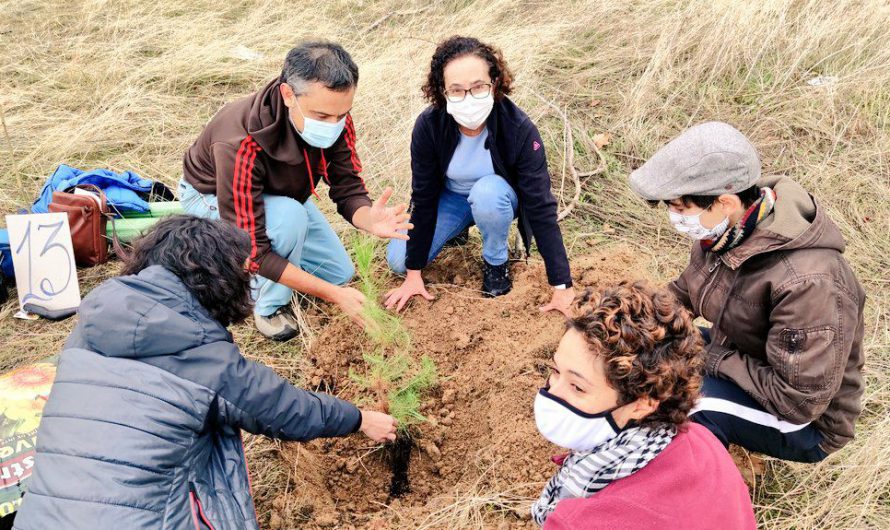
left=333, top=286, right=368, bottom=327
left=359, top=409, right=398, bottom=442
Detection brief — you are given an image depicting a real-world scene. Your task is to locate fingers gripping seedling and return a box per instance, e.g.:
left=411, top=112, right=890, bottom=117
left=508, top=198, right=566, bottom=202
left=349, top=235, right=439, bottom=498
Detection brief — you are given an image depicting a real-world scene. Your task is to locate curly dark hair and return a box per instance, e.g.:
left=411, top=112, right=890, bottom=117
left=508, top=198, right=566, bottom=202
left=421, top=36, right=514, bottom=109
left=120, top=215, right=253, bottom=327
left=569, top=281, right=704, bottom=427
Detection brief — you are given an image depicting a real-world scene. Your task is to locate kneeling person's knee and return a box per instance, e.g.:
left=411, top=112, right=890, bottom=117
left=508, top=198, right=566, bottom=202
left=265, top=198, right=310, bottom=254
left=469, top=175, right=514, bottom=221
left=386, top=240, right=408, bottom=275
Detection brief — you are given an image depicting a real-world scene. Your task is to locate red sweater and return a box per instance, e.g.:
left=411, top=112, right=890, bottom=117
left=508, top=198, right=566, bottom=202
left=543, top=423, right=755, bottom=530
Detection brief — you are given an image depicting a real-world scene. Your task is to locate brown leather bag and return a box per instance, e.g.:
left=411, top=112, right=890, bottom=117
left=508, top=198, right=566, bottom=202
left=48, top=184, right=109, bottom=266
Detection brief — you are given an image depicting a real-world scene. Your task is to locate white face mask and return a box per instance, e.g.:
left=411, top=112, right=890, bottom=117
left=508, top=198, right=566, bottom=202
left=669, top=210, right=729, bottom=240
left=534, top=388, right=621, bottom=452
left=291, top=100, right=346, bottom=149
left=446, top=93, right=494, bottom=130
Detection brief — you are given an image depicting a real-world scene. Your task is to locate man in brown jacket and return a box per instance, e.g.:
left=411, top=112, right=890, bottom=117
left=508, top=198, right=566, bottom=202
left=180, top=41, right=411, bottom=340
left=629, top=122, right=865, bottom=462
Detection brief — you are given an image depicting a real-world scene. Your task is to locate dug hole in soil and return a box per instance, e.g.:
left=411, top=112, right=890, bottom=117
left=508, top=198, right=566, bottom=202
left=269, top=245, right=651, bottom=529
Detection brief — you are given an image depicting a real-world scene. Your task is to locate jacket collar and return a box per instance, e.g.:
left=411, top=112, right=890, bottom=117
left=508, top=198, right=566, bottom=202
left=722, top=198, right=831, bottom=269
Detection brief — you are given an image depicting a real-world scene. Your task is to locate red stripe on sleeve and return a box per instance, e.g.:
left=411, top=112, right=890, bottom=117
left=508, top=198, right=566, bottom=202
left=345, top=115, right=364, bottom=175
left=232, top=137, right=250, bottom=230
left=233, top=136, right=261, bottom=272
left=243, top=140, right=260, bottom=263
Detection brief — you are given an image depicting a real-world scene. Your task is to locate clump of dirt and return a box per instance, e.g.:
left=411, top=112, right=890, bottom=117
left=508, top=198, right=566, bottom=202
left=269, top=245, right=651, bottom=529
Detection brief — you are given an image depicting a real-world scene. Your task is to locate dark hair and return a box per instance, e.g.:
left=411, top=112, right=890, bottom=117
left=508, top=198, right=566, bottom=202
left=653, top=185, right=761, bottom=210
left=282, top=40, right=359, bottom=96
left=421, top=36, right=514, bottom=109
left=568, top=281, right=704, bottom=427
left=120, top=215, right=253, bottom=327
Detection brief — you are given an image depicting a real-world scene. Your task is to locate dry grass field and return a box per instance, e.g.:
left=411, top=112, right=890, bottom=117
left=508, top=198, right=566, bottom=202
left=1, top=0, right=888, bottom=528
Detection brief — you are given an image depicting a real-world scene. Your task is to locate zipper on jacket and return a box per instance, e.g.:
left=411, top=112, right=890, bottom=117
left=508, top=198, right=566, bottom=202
left=189, top=484, right=217, bottom=530
left=697, top=258, right=723, bottom=319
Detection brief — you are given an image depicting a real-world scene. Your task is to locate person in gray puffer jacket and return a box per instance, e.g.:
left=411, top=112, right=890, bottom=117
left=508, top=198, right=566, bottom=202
left=13, top=215, right=397, bottom=530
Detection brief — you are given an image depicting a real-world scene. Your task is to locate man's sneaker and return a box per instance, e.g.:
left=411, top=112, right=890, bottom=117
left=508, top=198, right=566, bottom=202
left=254, top=307, right=299, bottom=341
left=482, top=260, right=512, bottom=297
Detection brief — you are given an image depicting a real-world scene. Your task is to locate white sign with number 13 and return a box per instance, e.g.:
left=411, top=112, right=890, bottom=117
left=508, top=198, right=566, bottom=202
left=6, top=213, right=81, bottom=313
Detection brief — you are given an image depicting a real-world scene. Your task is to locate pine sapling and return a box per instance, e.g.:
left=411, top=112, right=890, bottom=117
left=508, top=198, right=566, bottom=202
left=348, top=235, right=439, bottom=498
left=351, top=234, right=410, bottom=350
left=349, top=353, right=438, bottom=498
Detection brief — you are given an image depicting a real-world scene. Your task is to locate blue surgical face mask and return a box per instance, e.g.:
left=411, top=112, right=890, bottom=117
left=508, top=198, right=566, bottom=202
left=291, top=100, right=346, bottom=149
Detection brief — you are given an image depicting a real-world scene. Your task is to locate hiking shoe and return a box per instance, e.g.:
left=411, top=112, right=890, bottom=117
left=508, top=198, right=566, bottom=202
left=482, top=260, right=512, bottom=297
left=444, top=226, right=471, bottom=249
left=254, top=307, right=299, bottom=341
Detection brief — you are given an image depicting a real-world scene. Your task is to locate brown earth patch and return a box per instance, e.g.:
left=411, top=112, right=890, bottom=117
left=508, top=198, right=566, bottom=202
left=268, top=245, right=650, bottom=529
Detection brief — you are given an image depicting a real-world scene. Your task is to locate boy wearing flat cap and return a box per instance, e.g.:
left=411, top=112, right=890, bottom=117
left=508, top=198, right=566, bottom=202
left=629, top=121, right=865, bottom=462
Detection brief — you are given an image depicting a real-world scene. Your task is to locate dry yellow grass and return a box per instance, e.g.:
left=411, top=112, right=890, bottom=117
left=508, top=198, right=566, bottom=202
left=1, top=0, right=889, bottom=528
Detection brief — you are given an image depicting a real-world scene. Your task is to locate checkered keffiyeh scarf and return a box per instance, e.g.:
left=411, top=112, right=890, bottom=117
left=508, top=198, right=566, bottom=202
left=531, top=424, right=676, bottom=526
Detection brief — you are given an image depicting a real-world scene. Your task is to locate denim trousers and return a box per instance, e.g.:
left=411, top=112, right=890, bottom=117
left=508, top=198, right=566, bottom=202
left=178, top=179, right=354, bottom=316
left=386, top=174, right=518, bottom=273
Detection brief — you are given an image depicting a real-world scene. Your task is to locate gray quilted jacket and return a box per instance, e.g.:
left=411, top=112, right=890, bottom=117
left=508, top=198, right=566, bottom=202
left=13, top=265, right=360, bottom=529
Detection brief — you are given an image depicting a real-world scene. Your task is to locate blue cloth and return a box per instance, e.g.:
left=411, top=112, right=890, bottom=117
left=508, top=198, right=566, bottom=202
left=387, top=174, right=517, bottom=273
left=445, top=129, right=495, bottom=195
left=0, top=228, right=13, bottom=279
left=13, top=266, right=360, bottom=530
left=179, top=179, right=354, bottom=316
left=32, top=164, right=158, bottom=214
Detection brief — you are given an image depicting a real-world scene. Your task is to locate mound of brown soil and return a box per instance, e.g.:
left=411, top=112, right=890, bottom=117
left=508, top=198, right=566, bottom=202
left=269, top=245, right=650, bottom=529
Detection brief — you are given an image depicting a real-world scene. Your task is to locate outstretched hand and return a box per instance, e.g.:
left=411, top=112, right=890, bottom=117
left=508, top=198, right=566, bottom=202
left=539, top=286, right=576, bottom=317
left=363, top=187, right=413, bottom=241
left=385, top=271, right=435, bottom=312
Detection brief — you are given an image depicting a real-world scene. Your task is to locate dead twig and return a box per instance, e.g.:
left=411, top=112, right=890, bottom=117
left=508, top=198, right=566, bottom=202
left=0, top=105, right=20, bottom=193
left=533, top=93, right=607, bottom=221
left=364, top=6, right=433, bottom=33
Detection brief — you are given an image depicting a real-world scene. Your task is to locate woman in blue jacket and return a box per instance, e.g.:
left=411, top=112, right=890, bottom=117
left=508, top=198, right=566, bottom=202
left=14, top=216, right=396, bottom=530
left=385, top=36, right=574, bottom=313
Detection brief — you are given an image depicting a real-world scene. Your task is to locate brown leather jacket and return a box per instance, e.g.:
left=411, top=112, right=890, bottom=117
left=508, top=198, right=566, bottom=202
left=670, top=176, right=865, bottom=453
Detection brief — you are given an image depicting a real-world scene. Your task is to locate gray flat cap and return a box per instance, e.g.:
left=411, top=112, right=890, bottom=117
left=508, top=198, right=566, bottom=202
left=628, top=121, right=761, bottom=201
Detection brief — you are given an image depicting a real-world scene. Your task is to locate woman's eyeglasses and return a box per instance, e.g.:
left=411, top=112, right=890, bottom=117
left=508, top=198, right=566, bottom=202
left=444, top=83, right=493, bottom=103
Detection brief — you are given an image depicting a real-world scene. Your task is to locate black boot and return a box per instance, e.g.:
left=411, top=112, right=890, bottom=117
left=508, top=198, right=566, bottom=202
left=482, top=260, right=512, bottom=297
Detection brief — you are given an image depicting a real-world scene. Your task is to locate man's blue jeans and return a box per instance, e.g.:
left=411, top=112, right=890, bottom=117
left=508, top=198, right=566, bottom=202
left=179, top=180, right=354, bottom=317
left=386, top=174, right=518, bottom=274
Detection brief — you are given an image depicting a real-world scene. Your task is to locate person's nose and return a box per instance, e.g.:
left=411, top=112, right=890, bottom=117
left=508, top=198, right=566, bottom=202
left=547, top=378, right=569, bottom=401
